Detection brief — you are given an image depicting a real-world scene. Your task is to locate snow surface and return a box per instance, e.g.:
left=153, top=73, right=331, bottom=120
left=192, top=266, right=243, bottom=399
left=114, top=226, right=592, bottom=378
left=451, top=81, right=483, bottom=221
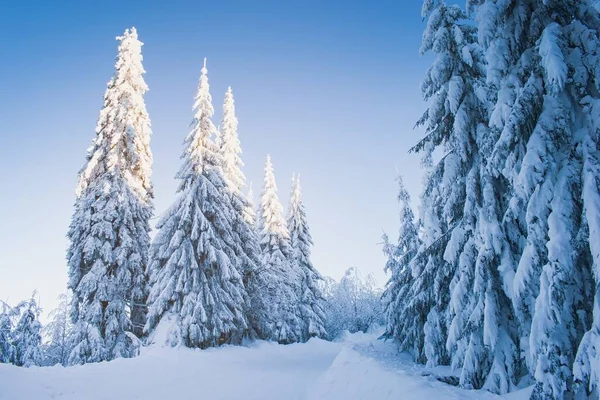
left=0, top=331, right=533, bottom=400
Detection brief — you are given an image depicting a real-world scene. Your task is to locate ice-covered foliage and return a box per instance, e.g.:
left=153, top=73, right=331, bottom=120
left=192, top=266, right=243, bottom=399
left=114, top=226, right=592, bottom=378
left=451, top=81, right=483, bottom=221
left=413, top=2, right=521, bottom=389
left=0, top=301, right=14, bottom=364
left=145, top=59, right=257, bottom=349
left=381, top=175, right=421, bottom=358
left=249, top=155, right=303, bottom=343
left=468, top=1, right=600, bottom=398
left=384, top=0, right=600, bottom=398
left=0, top=295, right=43, bottom=367
left=11, top=295, right=43, bottom=367
left=287, top=175, right=327, bottom=341
left=323, top=268, right=383, bottom=340
left=244, top=183, right=257, bottom=228
left=67, top=27, right=153, bottom=365
left=43, top=294, right=73, bottom=366
left=219, top=86, right=245, bottom=195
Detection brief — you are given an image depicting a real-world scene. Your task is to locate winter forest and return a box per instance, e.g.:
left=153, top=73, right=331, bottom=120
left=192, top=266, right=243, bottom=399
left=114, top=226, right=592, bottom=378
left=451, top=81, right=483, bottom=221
left=2, top=0, right=600, bottom=399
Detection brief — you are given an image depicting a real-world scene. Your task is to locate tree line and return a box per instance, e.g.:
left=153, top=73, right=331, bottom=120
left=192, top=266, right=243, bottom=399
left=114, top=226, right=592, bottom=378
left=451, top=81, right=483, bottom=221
left=0, top=28, right=383, bottom=368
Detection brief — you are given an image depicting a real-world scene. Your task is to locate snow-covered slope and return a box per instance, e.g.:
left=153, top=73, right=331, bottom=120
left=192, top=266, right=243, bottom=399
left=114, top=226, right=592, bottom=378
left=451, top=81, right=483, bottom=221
left=0, top=332, right=533, bottom=400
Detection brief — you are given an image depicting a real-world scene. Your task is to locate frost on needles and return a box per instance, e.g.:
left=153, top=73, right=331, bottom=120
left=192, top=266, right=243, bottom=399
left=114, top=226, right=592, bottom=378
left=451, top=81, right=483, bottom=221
left=383, top=1, right=600, bottom=399
left=249, top=155, right=304, bottom=344
left=287, top=175, right=327, bottom=341
left=145, top=60, right=257, bottom=349
left=66, top=27, right=153, bottom=365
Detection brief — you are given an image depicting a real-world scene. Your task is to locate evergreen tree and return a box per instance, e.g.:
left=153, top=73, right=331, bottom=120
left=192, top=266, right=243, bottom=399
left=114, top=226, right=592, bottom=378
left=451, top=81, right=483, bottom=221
left=67, top=27, right=153, bottom=364
left=251, top=155, right=302, bottom=343
left=575, top=87, right=600, bottom=399
left=219, top=86, right=245, bottom=194
left=244, top=183, right=257, bottom=228
left=381, top=175, right=421, bottom=359
left=386, top=0, right=521, bottom=392
left=11, top=295, right=43, bottom=367
left=0, top=301, right=15, bottom=364
left=145, top=59, right=253, bottom=349
left=412, top=3, right=519, bottom=384
left=468, top=1, right=600, bottom=397
left=216, top=86, right=263, bottom=339
left=287, top=174, right=327, bottom=341
left=43, top=293, right=72, bottom=366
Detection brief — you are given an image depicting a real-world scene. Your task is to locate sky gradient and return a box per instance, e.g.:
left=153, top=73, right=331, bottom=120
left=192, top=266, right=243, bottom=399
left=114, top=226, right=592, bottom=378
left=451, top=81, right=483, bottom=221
left=0, top=0, right=431, bottom=316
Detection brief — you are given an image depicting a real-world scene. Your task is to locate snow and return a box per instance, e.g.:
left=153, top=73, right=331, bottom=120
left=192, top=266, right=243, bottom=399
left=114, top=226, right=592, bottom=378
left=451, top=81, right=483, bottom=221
left=0, top=331, right=534, bottom=400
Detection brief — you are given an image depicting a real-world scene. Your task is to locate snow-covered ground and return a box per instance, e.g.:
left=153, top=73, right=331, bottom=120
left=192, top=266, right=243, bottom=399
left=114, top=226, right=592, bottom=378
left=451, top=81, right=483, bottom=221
left=0, top=331, right=533, bottom=400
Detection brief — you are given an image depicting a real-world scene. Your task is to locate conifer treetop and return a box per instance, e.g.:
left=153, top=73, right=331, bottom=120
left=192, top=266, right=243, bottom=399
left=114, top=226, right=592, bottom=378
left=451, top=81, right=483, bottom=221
left=177, top=57, right=219, bottom=188
left=220, top=85, right=245, bottom=194
left=259, top=154, right=290, bottom=243
left=77, top=27, right=153, bottom=204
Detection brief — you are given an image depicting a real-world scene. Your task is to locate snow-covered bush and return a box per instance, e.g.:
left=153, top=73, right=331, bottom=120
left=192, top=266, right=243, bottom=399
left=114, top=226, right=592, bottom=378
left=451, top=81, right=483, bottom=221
left=322, top=268, right=383, bottom=340
left=0, top=301, right=16, bottom=363
left=42, top=293, right=72, bottom=366
left=0, top=294, right=43, bottom=367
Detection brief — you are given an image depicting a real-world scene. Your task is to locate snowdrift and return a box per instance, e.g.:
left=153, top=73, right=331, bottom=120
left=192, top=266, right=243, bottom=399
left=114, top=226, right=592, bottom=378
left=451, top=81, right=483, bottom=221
left=0, top=332, right=533, bottom=400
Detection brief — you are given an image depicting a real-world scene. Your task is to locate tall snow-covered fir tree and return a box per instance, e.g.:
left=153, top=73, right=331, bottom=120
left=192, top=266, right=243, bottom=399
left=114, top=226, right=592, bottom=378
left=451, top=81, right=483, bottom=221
left=145, top=59, right=256, bottom=349
left=413, top=3, right=520, bottom=386
left=219, top=86, right=245, bottom=194
left=287, top=174, right=327, bottom=341
left=465, top=1, right=600, bottom=398
left=405, top=0, right=484, bottom=367
left=381, top=174, right=421, bottom=359
left=384, top=0, right=522, bottom=393
left=250, top=155, right=302, bottom=343
left=216, top=85, right=263, bottom=334
left=66, top=27, right=153, bottom=364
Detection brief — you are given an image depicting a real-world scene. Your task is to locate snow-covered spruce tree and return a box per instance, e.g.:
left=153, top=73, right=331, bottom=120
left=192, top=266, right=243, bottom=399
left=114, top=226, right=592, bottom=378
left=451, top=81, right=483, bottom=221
left=467, top=1, right=600, bottom=398
left=67, top=27, right=153, bottom=364
left=11, top=295, right=43, bottom=367
left=250, top=155, right=302, bottom=343
left=397, top=0, right=521, bottom=391
left=244, top=183, right=257, bottom=228
left=0, top=301, right=15, bottom=364
left=381, top=174, right=421, bottom=357
left=407, top=0, right=481, bottom=367
left=407, top=3, right=520, bottom=386
left=43, top=293, right=72, bottom=366
left=219, top=86, right=245, bottom=194
left=145, top=59, right=254, bottom=349
left=216, top=86, right=263, bottom=339
left=575, top=58, right=600, bottom=398
left=287, top=174, right=327, bottom=341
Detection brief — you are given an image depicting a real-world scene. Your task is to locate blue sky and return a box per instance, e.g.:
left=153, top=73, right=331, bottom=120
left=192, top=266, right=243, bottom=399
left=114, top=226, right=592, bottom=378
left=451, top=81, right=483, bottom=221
left=0, top=0, right=430, bottom=314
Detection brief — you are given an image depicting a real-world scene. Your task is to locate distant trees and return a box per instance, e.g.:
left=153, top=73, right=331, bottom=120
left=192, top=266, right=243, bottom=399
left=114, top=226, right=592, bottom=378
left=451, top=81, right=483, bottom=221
left=43, top=294, right=72, bottom=366
left=323, top=268, right=383, bottom=340
left=144, top=60, right=253, bottom=349
left=6, top=24, right=389, bottom=369
left=251, top=155, right=303, bottom=343
left=287, top=175, right=327, bottom=341
left=381, top=175, right=421, bottom=361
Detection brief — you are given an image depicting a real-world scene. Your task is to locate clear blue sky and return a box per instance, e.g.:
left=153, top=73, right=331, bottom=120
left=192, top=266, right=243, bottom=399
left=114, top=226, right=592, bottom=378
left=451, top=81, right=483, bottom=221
left=0, top=0, right=430, bottom=315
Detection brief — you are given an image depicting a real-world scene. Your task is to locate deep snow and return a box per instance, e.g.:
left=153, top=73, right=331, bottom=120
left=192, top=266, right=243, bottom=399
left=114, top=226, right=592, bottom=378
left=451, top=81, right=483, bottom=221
left=0, top=331, right=533, bottom=400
